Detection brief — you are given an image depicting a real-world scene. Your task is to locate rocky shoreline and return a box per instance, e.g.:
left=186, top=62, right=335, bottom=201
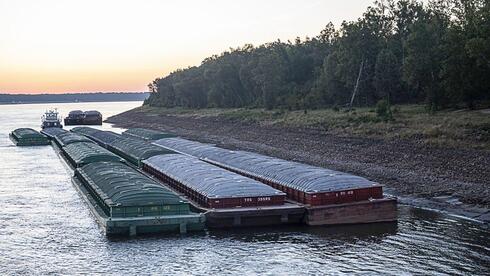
left=106, top=107, right=490, bottom=223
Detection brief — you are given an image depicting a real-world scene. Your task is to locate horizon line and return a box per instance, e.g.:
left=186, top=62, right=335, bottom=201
left=0, top=91, right=149, bottom=95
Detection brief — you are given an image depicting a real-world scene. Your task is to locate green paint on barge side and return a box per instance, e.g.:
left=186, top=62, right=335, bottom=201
left=74, top=161, right=205, bottom=236
left=62, top=141, right=125, bottom=168
left=9, top=128, right=50, bottom=146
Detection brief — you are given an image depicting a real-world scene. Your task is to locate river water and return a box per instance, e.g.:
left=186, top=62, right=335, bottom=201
left=0, top=102, right=488, bottom=275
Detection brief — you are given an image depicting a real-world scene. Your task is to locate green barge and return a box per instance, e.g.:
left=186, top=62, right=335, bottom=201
left=122, top=128, right=176, bottom=141
left=9, top=128, right=50, bottom=146
left=72, top=162, right=205, bottom=236
left=48, top=132, right=205, bottom=236
left=62, top=141, right=124, bottom=168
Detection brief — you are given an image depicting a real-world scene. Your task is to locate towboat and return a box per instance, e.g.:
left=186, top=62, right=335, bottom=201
left=41, top=109, right=62, bottom=129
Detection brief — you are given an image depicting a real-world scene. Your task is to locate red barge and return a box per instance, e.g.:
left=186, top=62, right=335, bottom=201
left=152, top=137, right=397, bottom=226
left=143, top=154, right=305, bottom=228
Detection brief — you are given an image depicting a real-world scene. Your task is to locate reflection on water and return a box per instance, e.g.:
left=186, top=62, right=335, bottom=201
left=208, top=222, right=398, bottom=243
left=0, top=102, right=489, bottom=275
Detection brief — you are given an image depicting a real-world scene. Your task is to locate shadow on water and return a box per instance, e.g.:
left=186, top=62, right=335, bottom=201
left=106, top=230, right=208, bottom=242
left=106, top=222, right=398, bottom=244
left=207, top=222, right=398, bottom=243
left=407, top=205, right=446, bottom=221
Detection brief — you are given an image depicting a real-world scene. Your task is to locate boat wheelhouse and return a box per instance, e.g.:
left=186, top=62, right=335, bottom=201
left=41, top=109, right=62, bottom=129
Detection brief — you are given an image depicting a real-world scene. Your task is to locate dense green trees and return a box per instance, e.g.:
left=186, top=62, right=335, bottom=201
left=145, top=0, right=489, bottom=111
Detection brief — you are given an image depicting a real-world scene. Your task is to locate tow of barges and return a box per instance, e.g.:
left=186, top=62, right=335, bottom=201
left=10, top=123, right=397, bottom=236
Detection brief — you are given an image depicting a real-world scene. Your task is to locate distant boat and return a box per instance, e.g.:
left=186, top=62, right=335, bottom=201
left=41, top=109, right=62, bottom=129
left=64, top=110, right=102, bottom=126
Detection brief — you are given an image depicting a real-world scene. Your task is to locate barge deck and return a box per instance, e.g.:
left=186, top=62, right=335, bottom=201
left=9, top=128, right=50, bottom=146
left=50, top=139, right=205, bottom=236
left=71, top=177, right=204, bottom=236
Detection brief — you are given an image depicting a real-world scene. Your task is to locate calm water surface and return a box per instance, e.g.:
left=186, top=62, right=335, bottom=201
left=0, top=102, right=488, bottom=275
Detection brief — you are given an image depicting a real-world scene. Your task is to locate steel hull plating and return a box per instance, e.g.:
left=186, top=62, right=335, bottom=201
left=305, top=197, right=397, bottom=226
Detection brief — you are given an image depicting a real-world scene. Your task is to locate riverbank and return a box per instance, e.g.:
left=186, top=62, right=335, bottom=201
left=106, top=105, right=490, bottom=223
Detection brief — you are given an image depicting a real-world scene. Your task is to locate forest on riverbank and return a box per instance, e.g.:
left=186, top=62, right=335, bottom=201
left=145, top=0, right=489, bottom=111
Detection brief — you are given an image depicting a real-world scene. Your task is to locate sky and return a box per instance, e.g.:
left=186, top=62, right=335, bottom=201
left=0, top=0, right=378, bottom=94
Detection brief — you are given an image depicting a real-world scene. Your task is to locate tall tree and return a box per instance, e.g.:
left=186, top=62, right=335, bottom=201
left=375, top=49, right=400, bottom=102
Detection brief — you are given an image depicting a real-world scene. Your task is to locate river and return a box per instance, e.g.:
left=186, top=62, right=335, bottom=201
left=0, top=102, right=488, bottom=275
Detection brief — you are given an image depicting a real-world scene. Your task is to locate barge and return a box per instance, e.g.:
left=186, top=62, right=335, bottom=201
left=41, top=127, right=67, bottom=139
left=62, top=142, right=124, bottom=168
left=64, top=110, right=102, bottom=125
left=107, top=137, right=175, bottom=167
left=9, top=128, right=50, bottom=146
left=53, top=131, right=94, bottom=148
left=73, top=162, right=204, bottom=236
left=143, top=154, right=286, bottom=208
left=142, top=155, right=305, bottom=228
left=71, top=127, right=121, bottom=149
left=47, top=132, right=205, bottom=236
left=71, top=127, right=172, bottom=167
left=122, top=128, right=176, bottom=141
left=152, top=137, right=397, bottom=226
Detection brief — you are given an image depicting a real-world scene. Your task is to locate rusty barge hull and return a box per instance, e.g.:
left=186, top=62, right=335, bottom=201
left=202, top=203, right=306, bottom=228
left=305, top=198, right=397, bottom=226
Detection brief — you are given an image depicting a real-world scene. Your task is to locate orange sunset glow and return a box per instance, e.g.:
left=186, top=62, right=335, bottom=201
left=1, top=0, right=374, bottom=94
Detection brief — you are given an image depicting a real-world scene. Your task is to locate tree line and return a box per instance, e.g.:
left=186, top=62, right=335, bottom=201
left=0, top=92, right=149, bottom=104
left=145, top=0, right=489, bottom=111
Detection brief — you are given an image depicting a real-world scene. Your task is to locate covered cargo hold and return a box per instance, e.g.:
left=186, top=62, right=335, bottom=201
left=65, top=110, right=102, bottom=126
left=72, top=127, right=121, bottom=148
left=88, top=131, right=122, bottom=148
left=40, top=127, right=68, bottom=139
left=64, top=110, right=85, bottom=125
left=75, top=162, right=191, bottom=218
left=108, top=137, right=175, bottom=167
left=62, top=142, right=124, bottom=168
left=153, top=137, right=216, bottom=157
left=71, top=126, right=102, bottom=136
left=9, top=128, right=50, bottom=146
left=153, top=138, right=383, bottom=206
left=122, top=128, right=176, bottom=141
left=73, top=161, right=205, bottom=235
left=82, top=110, right=103, bottom=125
left=143, top=154, right=286, bottom=208
left=54, top=132, right=94, bottom=147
